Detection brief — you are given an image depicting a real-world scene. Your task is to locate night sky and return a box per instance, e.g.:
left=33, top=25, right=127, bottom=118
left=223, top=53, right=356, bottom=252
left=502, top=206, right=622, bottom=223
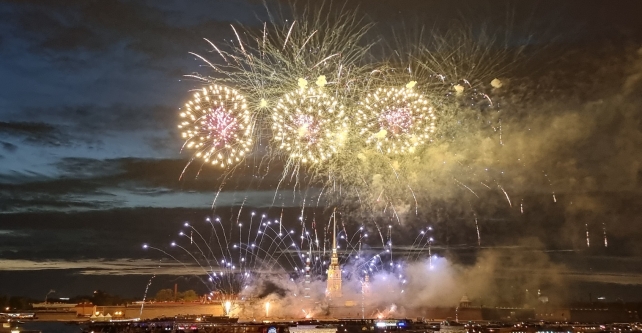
left=1, top=0, right=642, bottom=303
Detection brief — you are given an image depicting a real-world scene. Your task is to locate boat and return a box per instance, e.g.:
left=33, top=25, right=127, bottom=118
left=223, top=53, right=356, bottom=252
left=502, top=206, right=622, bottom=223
left=316, top=323, right=340, bottom=329
left=337, top=319, right=440, bottom=333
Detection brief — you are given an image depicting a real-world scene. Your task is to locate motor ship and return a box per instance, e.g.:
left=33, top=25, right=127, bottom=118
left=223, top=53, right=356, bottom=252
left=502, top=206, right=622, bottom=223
left=336, top=319, right=440, bottom=333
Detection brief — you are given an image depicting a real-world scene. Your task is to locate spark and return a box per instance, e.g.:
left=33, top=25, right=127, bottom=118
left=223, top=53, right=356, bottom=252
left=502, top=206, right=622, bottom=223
left=474, top=214, right=481, bottom=247
left=586, top=223, right=590, bottom=247
left=455, top=178, right=479, bottom=198
left=283, top=20, right=296, bottom=50
left=203, top=38, right=228, bottom=63
left=230, top=25, right=247, bottom=58
left=498, top=185, right=512, bottom=207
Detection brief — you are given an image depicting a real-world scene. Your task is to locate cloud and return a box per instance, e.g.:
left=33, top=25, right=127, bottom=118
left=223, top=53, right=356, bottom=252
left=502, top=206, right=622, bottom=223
left=0, top=258, right=203, bottom=276
left=0, top=0, right=253, bottom=64
left=0, top=121, right=70, bottom=147
left=1, top=141, right=17, bottom=152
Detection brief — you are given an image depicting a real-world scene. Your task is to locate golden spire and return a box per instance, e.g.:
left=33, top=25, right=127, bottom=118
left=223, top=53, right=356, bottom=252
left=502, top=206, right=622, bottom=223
left=332, top=208, right=337, bottom=253
left=327, top=208, right=342, bottom=298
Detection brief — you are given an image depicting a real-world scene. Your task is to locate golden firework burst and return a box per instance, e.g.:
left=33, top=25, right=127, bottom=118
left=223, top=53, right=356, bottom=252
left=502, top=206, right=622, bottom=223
left=272, top=84, right=348, bottom=164
left=356, top=85, right=436, bottom=154
left=178, top=84, right=253, bottom=168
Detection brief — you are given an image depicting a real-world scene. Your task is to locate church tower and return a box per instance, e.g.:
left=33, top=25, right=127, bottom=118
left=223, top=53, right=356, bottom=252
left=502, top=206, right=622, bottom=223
left=326, top=210, right=342, bottom=298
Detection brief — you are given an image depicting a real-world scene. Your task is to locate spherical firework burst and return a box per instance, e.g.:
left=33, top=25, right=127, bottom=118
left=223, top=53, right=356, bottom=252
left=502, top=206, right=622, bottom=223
left=272, top=84, right=348, bottom=164
left=356, top=85, right=436, bottom=154
left=178, top=85, right=252, bottom=168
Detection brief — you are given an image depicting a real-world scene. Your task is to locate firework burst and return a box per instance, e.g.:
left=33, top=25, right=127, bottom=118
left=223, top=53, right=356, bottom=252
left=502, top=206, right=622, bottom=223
left=179, top=85, right=253, bottom=169
left=356, top=84, right=436, bottom=154
left=272, top=82, right=348, bottom=164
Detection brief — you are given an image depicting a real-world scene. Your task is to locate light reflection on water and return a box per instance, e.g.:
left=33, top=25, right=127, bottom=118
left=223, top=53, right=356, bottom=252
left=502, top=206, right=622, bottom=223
left=441, top=328, right=467, bottom=333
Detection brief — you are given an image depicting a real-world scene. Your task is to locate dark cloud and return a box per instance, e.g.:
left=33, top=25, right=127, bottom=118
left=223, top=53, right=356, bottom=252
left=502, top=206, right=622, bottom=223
left=0, top=156, right=299, bottom=213
left=1, top=141, right=17, bottom=152
left=0, top=158, right=182, bottom=204
left=0, top=121, right=57, bottom=135
left=1, top=0, right=247, bottom=67
left=18, top=104, right=176, bottom=133
left=0, top=194, right=110, bottom=213
left=15, top=7, right=104, bottom=52
left=0, top=121, right=70, bottom=146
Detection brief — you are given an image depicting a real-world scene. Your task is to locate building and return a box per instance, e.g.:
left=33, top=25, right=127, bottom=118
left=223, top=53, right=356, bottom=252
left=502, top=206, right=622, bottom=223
left=30, top=302, right=76, bottom=311
left=74, top=302, right=96, bottom=317
left=456, top=295, right=483, bottom=321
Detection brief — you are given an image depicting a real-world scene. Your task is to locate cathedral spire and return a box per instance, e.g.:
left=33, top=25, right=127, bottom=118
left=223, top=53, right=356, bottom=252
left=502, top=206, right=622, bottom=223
left=326, top=208, right=342, bottom=298
left=332, top=208, right=337, bottom=253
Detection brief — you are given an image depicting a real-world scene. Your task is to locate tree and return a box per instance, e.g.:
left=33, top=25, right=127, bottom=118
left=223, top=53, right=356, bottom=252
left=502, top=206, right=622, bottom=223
left=178, top=290, right=199, bottom=302
left=154, top=289, right=175, bottom=302
left=9, top=296, right=30, bottom=310
left=92, top=290, right=126, bottom=306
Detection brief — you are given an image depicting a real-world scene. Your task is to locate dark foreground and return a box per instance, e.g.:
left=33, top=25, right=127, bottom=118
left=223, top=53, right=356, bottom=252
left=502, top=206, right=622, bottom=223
left=4, top=318, right=642, bottom=333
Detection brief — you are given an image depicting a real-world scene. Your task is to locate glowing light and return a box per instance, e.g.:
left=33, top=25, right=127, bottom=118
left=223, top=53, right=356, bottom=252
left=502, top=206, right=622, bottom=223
left=224, top=301, right=232, bottom=316
left=178, top=84, right=253, bottom=168
left=356, top=85, right=435, bottom=154
left=272, top=85, right=348, bottom=163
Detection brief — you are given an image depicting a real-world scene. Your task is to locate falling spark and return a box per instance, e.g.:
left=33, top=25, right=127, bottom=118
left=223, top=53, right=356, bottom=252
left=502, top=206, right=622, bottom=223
left=298, top=30, right=318, bottom=55
left=543, top=171, right=556, bottom=203
left=408, top=185, right=418, bottom=215
left=585, top=223, right=590, bottom=247
left=455, top=178, right=479, bottom=198
left=203, top=38, right=228, bottom=63
left=498, top=119, right=503, bottom=145
left=498, top=185, right=512, bottom=207
left=474, top=214, right=481, bottom=247
left=312, top=53, right=340, bottom=68
left=230, top=25, right=247, bottom=58
left=283, top=20, right=296, bottom=50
